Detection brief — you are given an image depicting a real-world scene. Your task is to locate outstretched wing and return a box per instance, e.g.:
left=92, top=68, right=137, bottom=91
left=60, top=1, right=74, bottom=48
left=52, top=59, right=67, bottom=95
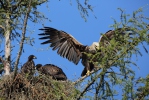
left=99, top=28, right=132, bottom=46
left=39, top=27, right=87, bottom=65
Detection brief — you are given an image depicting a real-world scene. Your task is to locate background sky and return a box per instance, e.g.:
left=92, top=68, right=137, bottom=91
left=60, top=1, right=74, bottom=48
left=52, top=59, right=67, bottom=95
left=8, top=0, right=149, bottom=89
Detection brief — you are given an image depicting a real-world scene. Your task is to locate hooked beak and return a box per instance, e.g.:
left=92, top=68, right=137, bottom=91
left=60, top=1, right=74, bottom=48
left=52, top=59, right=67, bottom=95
left=33, top=56, right=37, bottom=59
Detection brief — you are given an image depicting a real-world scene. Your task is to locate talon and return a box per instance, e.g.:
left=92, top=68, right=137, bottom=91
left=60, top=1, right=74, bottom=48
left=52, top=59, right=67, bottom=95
left=86, top=70, right=90, bottom=76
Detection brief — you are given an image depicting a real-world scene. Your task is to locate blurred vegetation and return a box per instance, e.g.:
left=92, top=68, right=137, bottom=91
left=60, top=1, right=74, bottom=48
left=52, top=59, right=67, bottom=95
left=0, top=73, right=78, bottom=100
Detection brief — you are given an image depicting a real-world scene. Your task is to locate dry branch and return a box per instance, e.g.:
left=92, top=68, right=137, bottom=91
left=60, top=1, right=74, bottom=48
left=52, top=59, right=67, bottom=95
left=13, top=0, right=32, bottom=79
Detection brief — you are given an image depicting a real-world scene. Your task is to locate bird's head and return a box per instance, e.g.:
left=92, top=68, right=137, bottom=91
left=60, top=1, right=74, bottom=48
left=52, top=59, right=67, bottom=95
left=94, top=43, right=99, bottom=50
left=36, top=64, right=42, bottom=70
left=88, top=42, right=99, bottom=53
left=28, top=55, right=37, bottom=61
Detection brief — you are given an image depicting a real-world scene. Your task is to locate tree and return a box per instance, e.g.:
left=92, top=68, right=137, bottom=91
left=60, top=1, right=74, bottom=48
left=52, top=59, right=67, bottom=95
left=0, top=0, right=48, bottom=76
left=75, top=8, right=149, bottom=99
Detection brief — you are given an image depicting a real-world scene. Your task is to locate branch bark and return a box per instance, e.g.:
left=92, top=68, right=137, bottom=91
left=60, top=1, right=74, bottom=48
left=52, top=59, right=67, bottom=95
left=73, top=67, right=101, bottom=85
left=4, top=9, right=11, bottom=75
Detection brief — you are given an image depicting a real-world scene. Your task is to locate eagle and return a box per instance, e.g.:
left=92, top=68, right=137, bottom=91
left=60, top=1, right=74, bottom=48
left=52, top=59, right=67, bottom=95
left=21, top=55, right=37, bottom=76
left=38, top=27, right=131, bottom=76
left=36, top=64, right=67, bottom=81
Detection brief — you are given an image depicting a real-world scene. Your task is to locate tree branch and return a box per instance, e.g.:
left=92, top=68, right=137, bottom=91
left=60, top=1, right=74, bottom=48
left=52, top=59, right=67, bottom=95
left=94, top=75, right=104, bottom=99
left=11, top=0, right=23, bottom=11
left=13, top=0, right=32, bottom=79
left=76, top=76, right=97, bottom=100
left=76, top=69, right=106, bottom=100
left=73, top=67, right=101, bottom=85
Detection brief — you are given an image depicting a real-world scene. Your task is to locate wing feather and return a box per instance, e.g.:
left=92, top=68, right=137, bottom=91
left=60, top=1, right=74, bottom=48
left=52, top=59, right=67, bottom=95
left=40, top=40, right=51, bottom=44
left=99, top=28, right=131, bottom=44
left=39, top=27, right=86, bottom=65
left=52, top=42, right=63, bottom=50
left=57, top=41, right=67, bottom=56
left=61, top=41, right=69, bottom=57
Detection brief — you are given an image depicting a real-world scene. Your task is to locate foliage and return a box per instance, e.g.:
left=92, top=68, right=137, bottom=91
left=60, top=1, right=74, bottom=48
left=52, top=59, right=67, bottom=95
left=0, top=0, right=48, bottom=40
left=135, top=75, right=149, bottom=99
left=75, top=0, right=96, bottom=21
left=74, top=8, right=149, bottom=100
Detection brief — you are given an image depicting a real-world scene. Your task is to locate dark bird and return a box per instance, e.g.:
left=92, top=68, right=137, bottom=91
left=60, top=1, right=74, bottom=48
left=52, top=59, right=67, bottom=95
left=38, top=27, right=131, bottom=76
left=21, top=55, right=37, bottom=76
left=36, top=64, right=67, bottom=81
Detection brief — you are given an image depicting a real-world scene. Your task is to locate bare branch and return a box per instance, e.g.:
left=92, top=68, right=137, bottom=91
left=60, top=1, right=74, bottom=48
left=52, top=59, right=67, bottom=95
left=13, top=0, right=32, bottom=79
left=73, top=67, right=101, bottom=85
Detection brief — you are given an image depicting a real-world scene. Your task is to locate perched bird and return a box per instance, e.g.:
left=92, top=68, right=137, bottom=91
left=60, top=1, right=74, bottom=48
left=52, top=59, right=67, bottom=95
left=38, top=27, right=131, bottom=76
left=21, top=55, right=37, bottom=76
left=36, top=64, right=67, bottom=81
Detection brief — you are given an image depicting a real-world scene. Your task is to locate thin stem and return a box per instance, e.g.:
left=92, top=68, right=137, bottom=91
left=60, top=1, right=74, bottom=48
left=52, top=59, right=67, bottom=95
left=13, top=0, right=32, bottom=79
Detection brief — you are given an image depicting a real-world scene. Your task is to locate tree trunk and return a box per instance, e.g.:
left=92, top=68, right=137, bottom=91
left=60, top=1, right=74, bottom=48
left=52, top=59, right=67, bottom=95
left=4, top=14, right=11, bottom=75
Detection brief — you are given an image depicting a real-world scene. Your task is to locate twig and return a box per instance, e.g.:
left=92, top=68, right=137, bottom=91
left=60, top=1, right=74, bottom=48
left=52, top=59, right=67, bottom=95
left=72, top=67, right=101, bottom=85
left=94, top=75, right=104, bottom=99
left=13, top=0, right=32, bottom=79
left=77, top=69, right=106, bottom=100
left=0, top=25, right=5, bottom=31
left=0, top=0, right=5, bottom=9
left=11, top=0, right=23, bottom=11
left=76, top=75, right=97, bottom=100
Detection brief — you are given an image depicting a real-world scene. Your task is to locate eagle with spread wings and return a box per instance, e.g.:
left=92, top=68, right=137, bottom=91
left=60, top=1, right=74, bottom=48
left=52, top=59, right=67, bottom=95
left=38, top=27, right=131, bottom=76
